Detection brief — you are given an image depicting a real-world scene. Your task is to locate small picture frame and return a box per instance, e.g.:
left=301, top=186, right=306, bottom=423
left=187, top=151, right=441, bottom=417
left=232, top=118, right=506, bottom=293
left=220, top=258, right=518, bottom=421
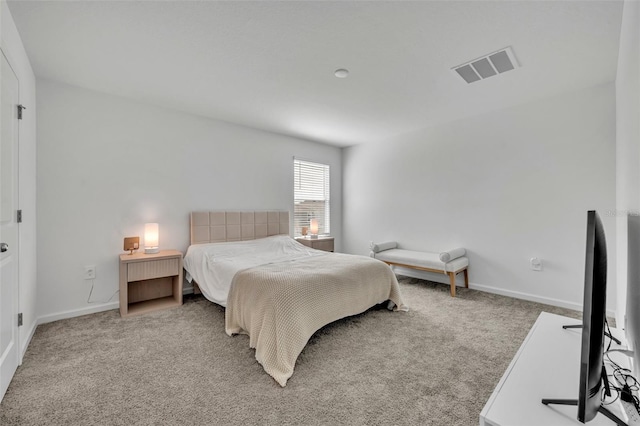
left=123, top=236, right=140, bottom=254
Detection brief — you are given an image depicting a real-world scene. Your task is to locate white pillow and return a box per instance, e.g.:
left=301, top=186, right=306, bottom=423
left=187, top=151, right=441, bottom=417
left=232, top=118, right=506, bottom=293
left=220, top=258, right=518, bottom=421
left=370, top=241, right=397, bottom=253
left=439, top=248, right=466, bottom=262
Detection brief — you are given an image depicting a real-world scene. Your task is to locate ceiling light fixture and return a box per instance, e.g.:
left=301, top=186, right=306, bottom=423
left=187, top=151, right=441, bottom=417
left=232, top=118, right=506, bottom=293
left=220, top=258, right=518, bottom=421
left=334, top=68, right=349, bottom=78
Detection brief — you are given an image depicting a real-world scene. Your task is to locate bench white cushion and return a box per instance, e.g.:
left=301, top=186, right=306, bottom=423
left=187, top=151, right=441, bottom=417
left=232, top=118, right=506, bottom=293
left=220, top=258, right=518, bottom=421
left=373, top=248, right=469, bottom=273
left=370, top=241, right=398, bottom=253
left=439, top=247, right=466, bottom=262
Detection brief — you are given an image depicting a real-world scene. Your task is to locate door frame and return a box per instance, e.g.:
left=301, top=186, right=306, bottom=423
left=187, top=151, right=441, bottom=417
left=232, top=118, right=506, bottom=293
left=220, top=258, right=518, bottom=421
left=0, top=46, right=21, bottom=402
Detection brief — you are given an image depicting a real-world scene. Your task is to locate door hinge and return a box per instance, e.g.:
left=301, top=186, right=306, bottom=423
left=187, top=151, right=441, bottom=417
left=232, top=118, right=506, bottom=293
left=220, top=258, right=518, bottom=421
left=17, top=104, right=26, bottom=120
left=18, top=313, right=23, bottom=327
left=17, top=209, right=22, bottom=223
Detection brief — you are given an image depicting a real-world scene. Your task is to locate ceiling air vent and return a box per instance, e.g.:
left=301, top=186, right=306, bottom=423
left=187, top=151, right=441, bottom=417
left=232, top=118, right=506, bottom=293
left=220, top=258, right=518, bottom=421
left=453, top=47, right=519, bottom=84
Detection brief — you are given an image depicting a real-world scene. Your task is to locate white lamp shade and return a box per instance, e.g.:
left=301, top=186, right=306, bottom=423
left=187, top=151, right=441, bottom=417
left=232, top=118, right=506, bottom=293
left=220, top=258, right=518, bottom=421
left=144, top=223, right=159, bottom=253
left=309, top=219, right=319, bottom=237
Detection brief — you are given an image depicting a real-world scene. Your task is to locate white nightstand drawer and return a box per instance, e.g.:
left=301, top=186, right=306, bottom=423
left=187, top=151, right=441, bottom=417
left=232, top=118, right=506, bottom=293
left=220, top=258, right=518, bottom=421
left=127, top=258, right=179, bottom=281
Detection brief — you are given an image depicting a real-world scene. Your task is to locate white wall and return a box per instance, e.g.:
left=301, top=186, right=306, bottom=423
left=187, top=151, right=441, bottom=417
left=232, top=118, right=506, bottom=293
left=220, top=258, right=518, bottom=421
left=616, top=0, right=640, bottom=353
left=343, top=83, right=617, bottom=313
left=1, top=1, right=37, bottom=359
left=36, top=79, right=342, bottom=322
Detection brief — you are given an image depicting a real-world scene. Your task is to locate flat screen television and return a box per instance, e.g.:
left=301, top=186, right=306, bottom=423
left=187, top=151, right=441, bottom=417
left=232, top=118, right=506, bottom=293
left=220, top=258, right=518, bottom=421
left=542, top=210, right=626, bottom=425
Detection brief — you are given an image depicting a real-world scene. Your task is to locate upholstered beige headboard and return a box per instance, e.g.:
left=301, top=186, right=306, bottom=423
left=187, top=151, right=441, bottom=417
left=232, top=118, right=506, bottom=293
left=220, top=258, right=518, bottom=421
left=190, top=211, right=290, bottom=245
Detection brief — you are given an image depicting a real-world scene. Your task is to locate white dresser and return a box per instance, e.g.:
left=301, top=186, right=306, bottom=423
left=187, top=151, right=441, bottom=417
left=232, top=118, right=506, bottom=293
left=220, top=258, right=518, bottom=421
left=480, top=312, right=637, bottom=426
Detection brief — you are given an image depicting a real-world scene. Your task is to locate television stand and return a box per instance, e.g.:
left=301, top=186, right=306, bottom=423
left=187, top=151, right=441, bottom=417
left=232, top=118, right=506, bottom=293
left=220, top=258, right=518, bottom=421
left=562, top=323, right=622, bottom=345
left=480, top=312, right=634, bottom=426
left=541, top=399, right=627, bottom=426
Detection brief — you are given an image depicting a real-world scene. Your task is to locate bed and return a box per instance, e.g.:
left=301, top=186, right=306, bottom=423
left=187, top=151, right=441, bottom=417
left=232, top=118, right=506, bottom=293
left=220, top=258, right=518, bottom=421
left=183, top=211, right=407, bottom=386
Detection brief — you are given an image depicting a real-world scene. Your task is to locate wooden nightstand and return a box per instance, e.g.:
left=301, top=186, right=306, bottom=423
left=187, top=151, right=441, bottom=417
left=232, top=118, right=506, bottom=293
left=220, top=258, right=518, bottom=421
left=296, top=236, right=334, bottom=252
left=119, top=250, right=183, bottom=317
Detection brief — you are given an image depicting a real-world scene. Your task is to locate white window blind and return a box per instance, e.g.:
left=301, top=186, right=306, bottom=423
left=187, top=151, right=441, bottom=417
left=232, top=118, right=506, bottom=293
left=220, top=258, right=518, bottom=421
left=294, top=159, right=330, bottom=236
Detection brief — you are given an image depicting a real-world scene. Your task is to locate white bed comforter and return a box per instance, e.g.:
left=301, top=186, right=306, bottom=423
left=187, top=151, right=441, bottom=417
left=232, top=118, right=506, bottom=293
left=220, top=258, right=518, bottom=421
left=183, top=235, right=325, bottom=306
left=184, top=235, right=407, bottom=386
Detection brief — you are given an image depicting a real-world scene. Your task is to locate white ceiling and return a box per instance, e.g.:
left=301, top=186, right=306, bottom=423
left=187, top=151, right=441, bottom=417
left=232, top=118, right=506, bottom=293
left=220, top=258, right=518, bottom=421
left=7, top=0, right=624, bottom=147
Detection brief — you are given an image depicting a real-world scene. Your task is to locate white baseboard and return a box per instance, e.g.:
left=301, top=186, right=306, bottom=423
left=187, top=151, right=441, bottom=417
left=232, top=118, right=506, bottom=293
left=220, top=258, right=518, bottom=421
left=469, top=282, right=582, bottom=312
left=391, top=266, right=616, bottom=318
left=20, top=319, right=38, bottom=363
left=470, top=283, right=616, bottom=323
left=37, top=286, right=196, bottom=326
left=37, top=301, right=119, bottom=325
left=24, top=289, right=194, bottom=361
left=17, top=302, right=119, bottom=365
left=392, top=266, right=458, bottom=285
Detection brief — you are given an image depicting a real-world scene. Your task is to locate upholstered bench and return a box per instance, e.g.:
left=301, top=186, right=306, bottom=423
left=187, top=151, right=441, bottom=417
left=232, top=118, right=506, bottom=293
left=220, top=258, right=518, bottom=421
left=370, top=242, right=469, bottom=297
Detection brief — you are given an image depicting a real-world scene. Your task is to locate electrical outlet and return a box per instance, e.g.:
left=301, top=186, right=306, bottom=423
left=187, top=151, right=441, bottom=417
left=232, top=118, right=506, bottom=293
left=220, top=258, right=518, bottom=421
left=530, top=257, right=543, bottom=271
left=84, top=265, right=96, bottom=280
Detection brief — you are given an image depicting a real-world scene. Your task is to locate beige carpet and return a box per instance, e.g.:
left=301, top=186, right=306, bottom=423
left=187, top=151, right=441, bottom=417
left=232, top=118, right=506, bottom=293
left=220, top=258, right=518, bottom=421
left=0, top=276, right=579, bottom=425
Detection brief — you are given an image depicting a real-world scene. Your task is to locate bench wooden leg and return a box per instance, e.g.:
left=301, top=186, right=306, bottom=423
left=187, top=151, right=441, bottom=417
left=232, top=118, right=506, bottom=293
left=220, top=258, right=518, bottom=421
left=463, top=268, right=469, bottom=288
left=449, top=272, right=456, bottom=297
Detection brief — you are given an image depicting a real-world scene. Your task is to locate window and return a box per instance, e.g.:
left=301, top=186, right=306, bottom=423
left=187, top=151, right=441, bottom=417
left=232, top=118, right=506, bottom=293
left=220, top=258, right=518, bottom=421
left=294, top=159, right=330, bottom=236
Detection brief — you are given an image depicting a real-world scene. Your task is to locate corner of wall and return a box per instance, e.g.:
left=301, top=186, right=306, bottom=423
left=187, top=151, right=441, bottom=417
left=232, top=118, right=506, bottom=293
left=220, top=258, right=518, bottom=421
left=615, top=0, right=640, bottom=329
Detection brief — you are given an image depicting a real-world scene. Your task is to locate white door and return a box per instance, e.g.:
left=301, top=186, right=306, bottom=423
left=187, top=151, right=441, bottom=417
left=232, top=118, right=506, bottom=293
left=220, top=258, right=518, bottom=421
left=0, top=50, right=20, bottom=401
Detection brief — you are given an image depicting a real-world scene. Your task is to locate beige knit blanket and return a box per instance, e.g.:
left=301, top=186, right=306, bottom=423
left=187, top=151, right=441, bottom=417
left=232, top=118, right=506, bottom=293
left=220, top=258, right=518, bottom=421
left=225, top=252, right=407, bottom=386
